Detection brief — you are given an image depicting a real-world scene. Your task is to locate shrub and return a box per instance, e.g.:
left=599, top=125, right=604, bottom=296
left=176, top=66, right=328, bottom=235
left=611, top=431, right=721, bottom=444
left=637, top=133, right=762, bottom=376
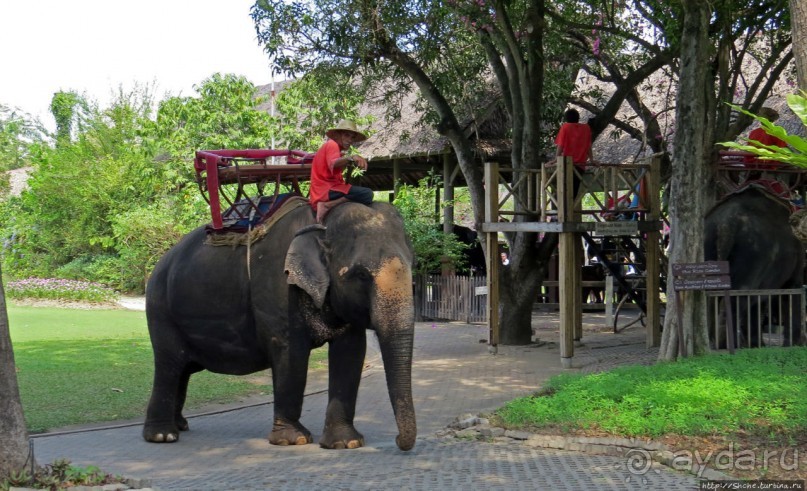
left=5, top=278, right=118, bottom=303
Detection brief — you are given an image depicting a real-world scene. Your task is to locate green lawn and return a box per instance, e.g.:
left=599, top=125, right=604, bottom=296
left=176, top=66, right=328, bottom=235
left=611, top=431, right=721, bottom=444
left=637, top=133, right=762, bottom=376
left=8, top=305, right=327, bottom=433
left=495, top=347, right=807, bottom=441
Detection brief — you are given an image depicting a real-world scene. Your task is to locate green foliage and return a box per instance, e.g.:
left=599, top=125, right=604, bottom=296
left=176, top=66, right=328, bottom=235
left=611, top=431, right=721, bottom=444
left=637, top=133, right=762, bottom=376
left=105, top=204, right=188, bottom=291
left=1, top=74, right=286, bottom=292
left=49, top=90, right=89, bottom=145
left=0, top=458, right=127, bottom=490
left=273, top=74, right=374, bottom=150
left=720, top=92, right=807, bottom=168
left=147, top=73, right=274, bottom=158
left=0, top=105, right=46, bottom=173
left=496, top=348, right=807, bottom=439
left=393, top=175, right=469, bottom=275
left=2, top=89, right=162, bottom=285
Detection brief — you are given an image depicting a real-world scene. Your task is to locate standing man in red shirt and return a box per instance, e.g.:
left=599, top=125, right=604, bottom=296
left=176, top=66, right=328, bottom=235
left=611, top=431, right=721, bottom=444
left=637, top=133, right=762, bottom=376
left=555, top=109, right=593, bottom=198
left=310, top=120, right=374, bottom=222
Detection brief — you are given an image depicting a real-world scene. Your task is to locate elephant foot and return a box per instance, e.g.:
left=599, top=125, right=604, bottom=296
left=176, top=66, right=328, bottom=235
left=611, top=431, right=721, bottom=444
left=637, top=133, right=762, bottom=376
left=143, top=423, right=180, bottom=443
left=176, top=415, right=189, bottom=431
left=269, top=418, right=313, bottom=446
left=319, top=425, right=365, bottom=450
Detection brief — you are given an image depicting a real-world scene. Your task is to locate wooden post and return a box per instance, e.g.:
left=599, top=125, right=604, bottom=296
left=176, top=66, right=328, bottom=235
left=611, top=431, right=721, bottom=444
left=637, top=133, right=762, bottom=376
left=540, top=165, right=548, bottom=221
left=393, top=159, right=401, bottom=199
left=485, top=162, right=500, bottom=353
left=558, top=156, right=576, bottom=368
left=574, top=234, right=583, bottom=342
left=605, top=274, right=614, bottom=327
left=573, top=168, right=583, bottom=342
left=645, top=156, right=662, bottom=347
left=443, top=154, right=454, bottom=234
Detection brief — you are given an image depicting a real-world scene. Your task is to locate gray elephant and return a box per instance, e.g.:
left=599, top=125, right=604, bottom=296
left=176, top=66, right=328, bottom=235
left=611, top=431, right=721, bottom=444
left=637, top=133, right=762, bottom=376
left=142, top=201, right=417, bottom=451
left=704, top=187, right=805, bottom=348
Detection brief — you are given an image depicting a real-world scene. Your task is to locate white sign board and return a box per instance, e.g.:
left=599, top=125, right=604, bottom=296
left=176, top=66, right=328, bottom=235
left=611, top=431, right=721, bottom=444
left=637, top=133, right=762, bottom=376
left=594, top=221, right=639, bottom=235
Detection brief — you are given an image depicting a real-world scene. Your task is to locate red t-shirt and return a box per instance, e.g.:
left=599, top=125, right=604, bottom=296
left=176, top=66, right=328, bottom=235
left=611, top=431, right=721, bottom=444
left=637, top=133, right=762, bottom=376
left=555, top=123, right=592, bottom=168
left=309, top=139, right=352, bottom=209
left=744, top=128, right=787, bottom=165
left=748, top=127, right=786, bottom=148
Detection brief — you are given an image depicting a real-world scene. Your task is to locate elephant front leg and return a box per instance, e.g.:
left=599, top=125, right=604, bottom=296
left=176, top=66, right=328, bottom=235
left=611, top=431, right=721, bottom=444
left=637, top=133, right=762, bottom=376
left=320, top=329, right=367, bottom=449
left=268, top=335, right=314, bottom=446
left=269, top=417, right=313, bottom=446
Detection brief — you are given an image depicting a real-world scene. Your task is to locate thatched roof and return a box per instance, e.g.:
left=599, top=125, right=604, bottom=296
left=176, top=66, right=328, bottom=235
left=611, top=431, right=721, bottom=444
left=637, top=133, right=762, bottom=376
left=575, top=59, right=806, bottom=165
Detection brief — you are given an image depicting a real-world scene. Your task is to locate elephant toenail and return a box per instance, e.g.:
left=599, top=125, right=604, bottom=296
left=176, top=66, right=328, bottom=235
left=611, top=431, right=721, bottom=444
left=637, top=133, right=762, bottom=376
left=347, top=441, right=360, bottom=449
left=166, top=434, right=177, bottom=442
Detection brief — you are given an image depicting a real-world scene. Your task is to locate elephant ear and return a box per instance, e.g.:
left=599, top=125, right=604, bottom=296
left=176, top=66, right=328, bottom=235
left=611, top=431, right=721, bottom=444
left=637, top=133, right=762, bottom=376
left=285, top=224, right=329, bottom=309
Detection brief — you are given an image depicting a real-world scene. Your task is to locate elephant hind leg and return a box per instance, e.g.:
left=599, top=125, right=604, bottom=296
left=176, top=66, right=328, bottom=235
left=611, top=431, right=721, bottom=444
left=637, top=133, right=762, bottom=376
left=174, top=364, right=202, bottom=431
left=143, top=356, right=198, bottom=443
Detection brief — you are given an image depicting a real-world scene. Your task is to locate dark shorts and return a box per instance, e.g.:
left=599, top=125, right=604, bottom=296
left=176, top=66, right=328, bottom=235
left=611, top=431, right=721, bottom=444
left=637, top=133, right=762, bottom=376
left=328, top=186, right=373, bottom=205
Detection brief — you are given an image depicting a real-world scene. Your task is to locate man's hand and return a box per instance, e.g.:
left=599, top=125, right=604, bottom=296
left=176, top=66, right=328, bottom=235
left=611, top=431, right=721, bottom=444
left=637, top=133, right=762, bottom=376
left=351, top=155, right=368, bottom=170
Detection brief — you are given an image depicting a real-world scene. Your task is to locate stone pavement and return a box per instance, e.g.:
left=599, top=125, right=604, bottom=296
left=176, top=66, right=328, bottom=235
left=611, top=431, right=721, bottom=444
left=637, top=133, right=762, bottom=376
left=31, top=308, right=701, bottom=490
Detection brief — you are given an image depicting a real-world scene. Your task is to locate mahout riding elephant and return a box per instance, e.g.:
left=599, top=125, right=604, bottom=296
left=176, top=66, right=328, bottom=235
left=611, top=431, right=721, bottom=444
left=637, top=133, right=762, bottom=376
left=704, top=187, right=805, bottom=348
left=142, top=201, right=417, bottom=451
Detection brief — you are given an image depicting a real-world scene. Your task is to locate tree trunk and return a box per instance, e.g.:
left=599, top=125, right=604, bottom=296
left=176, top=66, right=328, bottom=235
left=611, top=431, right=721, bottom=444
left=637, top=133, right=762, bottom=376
left=0, top=265, right=31, bottom=477
left=658, top=0, right=713, bottom=360
left=791, top=0, right=807, bottom=90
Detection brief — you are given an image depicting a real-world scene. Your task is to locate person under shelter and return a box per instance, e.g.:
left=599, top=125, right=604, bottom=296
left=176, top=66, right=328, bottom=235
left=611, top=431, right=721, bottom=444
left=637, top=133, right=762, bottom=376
left=310, top=119, right=374, bottom=222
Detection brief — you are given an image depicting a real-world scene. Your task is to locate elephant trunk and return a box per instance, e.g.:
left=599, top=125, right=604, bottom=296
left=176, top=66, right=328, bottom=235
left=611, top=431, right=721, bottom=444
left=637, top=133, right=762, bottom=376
left=373, top=256, right=417, bottom=451
left=377, top=329, right=416, bottom=451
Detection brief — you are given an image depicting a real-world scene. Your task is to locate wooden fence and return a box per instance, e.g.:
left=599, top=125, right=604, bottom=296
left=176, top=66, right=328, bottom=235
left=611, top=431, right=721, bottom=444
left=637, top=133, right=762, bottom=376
left=706, top=288, right=806, bottom=348
left=414, top=274, right=487, bottom=323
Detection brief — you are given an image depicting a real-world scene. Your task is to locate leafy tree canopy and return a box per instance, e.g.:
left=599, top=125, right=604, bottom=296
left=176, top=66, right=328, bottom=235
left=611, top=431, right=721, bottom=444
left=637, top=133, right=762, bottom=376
left=0, top=106, right=46, bottom=172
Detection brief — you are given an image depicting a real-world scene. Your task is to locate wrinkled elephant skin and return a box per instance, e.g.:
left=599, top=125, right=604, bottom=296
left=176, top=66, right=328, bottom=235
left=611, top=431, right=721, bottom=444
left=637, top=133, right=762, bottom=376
left=143, top=202, right=417, bottom=450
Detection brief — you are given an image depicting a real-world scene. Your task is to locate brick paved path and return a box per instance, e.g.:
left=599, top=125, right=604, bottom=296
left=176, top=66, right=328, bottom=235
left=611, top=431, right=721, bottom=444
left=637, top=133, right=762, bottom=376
left=32, top=314, right=700, bottom=490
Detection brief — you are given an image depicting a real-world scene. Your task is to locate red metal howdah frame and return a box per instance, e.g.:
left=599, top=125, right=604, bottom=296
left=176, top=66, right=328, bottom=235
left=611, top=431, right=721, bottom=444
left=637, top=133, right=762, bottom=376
left=194, top=149, right=314, bottom=229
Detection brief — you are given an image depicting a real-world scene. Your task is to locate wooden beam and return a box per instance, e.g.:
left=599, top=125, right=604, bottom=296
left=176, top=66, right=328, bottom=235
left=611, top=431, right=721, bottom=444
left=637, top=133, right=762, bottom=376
left=484, top=162, right=501, bottom=352
left=486, top=232, right=500, bottom=352
left=393, top=159, right=401, bottom=198
left=559, top=231, right=576, bottom=368
left=645, top=156, right=662, bottom=347
left=558, top=156, right=576, bottom=368
left=480, top=221, right=663, bottom=233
